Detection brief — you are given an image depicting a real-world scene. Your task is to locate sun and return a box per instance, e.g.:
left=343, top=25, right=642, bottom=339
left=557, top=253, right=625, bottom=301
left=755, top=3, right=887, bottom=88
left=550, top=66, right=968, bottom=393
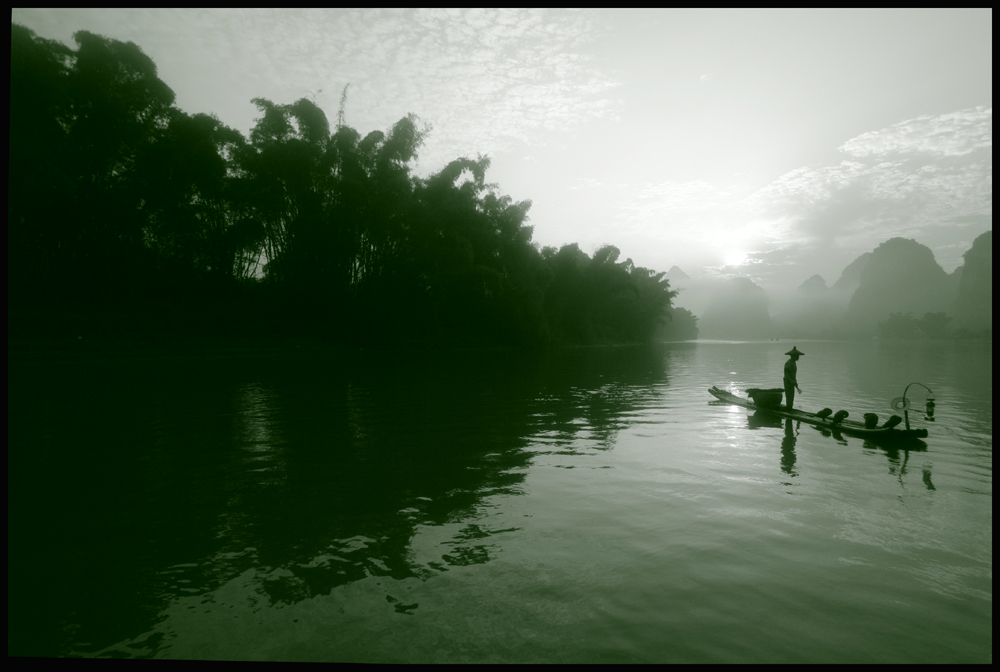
left=722, top=249, right=748, bottom=267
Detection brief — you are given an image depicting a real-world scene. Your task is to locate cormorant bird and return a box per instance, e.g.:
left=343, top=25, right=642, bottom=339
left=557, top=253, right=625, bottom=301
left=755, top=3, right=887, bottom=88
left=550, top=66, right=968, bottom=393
left=816, top=408, right=833, bottom=420
left=863, top=413, right=879, bottom=429
left=881, top=415, right=904, bottom=429
left=832, top=410, right=849, bottom=425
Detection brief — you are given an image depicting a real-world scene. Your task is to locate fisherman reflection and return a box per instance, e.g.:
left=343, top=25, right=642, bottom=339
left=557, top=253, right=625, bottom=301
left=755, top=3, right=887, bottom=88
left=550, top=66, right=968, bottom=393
left=780, top=418, right=799, bottom=476
left=882, top=444, right=911, bottom=486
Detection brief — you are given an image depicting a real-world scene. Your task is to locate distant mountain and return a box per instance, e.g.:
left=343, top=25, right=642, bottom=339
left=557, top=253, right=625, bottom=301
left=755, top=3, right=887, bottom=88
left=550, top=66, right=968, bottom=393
left=832, top=252, right=871, bottom=292
left=798, top=274, right=828, bottom=293
left=943, top=265, right=963, bottom=310
left=953, top=230, right=992, bottom=331
left=665, top=266, right=690, bottom=284
left=775, top=234, right=988, bottom=339
left=699, top=277, right=774, bottom=339
left=843, top=238, right=950, bottom=335
left=772, top=274, right=842, bottom=337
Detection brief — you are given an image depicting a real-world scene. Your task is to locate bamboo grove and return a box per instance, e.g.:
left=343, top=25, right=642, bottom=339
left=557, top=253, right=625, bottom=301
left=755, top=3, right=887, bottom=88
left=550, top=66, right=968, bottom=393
left=10, top=25, right=696, bottom=345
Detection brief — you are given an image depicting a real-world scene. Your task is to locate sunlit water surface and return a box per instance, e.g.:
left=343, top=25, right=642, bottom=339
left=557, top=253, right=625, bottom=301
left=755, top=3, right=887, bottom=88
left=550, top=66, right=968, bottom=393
left=9, top=341, right=992, bottom=662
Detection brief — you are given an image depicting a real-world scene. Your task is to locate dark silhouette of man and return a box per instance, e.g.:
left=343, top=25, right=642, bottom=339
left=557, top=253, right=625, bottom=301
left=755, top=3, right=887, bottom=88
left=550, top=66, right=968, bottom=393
left=784, top=347, right=803, bottom=410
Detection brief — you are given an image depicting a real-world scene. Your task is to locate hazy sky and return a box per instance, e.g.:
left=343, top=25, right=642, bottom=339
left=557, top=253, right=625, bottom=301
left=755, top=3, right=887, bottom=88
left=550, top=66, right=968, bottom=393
left=12, top=8, right=992, bottom=292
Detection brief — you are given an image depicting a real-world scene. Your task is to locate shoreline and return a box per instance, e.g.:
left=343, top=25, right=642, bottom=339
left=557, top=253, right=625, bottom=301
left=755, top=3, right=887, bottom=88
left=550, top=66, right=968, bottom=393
left=8, top=333, right=688, bottom=363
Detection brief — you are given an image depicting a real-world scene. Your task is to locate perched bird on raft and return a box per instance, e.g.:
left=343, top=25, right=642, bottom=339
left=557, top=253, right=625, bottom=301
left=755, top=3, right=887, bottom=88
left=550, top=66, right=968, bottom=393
left=816, top=408, right=833, bottom=420
left=881, top=415, right=904, bottom=429
left=832, top=410, right=850, bottom=425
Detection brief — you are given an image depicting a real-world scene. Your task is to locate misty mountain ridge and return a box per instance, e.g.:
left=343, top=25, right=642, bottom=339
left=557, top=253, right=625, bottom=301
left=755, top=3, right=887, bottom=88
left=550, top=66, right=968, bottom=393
left=688, top=233, right=990, bottom=340
left=952, top=230, right=991, bottom=331
left=844, top=237, right=952, bottom=334
left=798, top=275, right=828, bottom=293
left=665, top=266, right=690, bottom=283
left=832, top=252, right=872, bottom=293
left=698, top=277, right=774, bottom=340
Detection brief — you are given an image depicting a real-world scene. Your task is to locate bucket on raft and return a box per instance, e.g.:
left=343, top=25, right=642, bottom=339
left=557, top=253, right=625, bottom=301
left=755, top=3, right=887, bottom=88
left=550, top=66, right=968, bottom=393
left=746, top=388, right=785, bottom=408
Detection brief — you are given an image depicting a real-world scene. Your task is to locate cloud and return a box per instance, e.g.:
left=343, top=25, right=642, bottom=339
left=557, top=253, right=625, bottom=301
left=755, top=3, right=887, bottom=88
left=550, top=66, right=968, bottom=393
left=13, top=8, right=621, bottom=176
left=569, top=177, right=603, bottom=191
left=840, top=106, right=992, bottom=158
left=633, top=180, right=731, bottom=212
left=616, top=106, right=992, bottom=286
left=222, top=9, right=622, bottom=173
left=755, top=110, right=992, bottom=251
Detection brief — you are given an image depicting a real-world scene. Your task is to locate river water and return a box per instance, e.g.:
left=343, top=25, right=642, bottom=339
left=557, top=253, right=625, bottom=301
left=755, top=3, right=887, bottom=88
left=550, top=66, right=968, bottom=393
left=8, top=340, right=992, bottom=662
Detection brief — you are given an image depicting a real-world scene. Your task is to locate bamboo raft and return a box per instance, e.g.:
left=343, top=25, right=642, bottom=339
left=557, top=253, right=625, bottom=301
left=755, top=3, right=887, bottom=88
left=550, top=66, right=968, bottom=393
left=708, top=386, right=929, bottom=442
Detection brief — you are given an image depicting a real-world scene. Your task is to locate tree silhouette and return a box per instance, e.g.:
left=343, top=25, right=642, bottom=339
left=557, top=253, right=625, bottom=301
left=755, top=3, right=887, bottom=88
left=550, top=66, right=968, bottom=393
left=877, top=312, right=920, bottom=339
left=10, top=23, right=680, bottom=346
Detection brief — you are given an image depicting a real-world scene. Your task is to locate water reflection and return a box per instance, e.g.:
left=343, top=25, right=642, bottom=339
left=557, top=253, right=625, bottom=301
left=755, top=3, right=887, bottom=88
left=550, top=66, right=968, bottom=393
left=745, top=412, right=798, bottom=479
left=8, top=345, right=670, bottom=657
left=9, top=342, right=990, bottom=662
left=101, top=347, right=667, bottom=657
left=527, top=346, right=668, bottom=453
left=811, top=423, right=849, bottom=445
left=746, top=410, right=783, bottom=430
left=780, top=419, right=799, bottom=477
left=196, top=354, right=543, bottom=614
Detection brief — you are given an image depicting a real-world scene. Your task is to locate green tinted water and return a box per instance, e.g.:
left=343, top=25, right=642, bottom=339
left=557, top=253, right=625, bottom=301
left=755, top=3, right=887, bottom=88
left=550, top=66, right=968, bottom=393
left=8, top=341, right=992, bottom=662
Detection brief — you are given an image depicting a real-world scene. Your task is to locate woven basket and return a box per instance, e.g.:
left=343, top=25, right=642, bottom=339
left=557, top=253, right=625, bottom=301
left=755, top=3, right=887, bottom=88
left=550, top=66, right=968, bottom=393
left=746, top=388, right=784, bottom=408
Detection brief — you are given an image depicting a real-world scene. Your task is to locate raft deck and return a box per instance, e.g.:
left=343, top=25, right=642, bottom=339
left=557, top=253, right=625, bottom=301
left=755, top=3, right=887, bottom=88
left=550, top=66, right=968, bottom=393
left=708, top=386, right=929, bottom=442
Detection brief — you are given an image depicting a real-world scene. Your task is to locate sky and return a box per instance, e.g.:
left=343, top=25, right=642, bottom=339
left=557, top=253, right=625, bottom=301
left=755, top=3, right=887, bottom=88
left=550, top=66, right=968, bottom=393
left=12, top=8, right=992, bottom=299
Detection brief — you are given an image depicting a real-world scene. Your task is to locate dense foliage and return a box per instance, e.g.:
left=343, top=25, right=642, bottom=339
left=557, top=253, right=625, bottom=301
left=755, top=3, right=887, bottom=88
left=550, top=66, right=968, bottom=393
left=10, top=24, right=682, bottom=346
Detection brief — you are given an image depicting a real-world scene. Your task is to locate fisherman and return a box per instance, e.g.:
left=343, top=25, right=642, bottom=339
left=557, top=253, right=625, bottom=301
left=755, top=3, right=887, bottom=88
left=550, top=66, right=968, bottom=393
left=783, top=346, right=804, bottom=410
